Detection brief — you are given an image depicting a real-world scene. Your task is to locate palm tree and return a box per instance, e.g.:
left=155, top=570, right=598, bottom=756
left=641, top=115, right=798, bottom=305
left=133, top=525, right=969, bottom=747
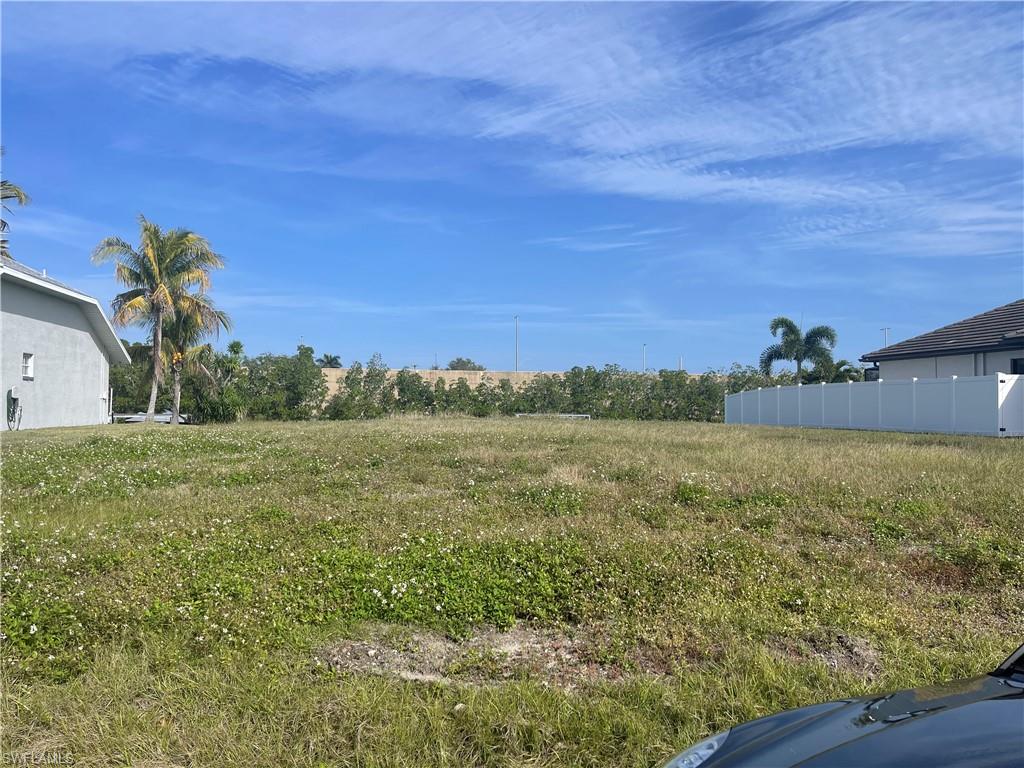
left=163, top=293, right=231, bottom=425
left=93, top=215, right=224, bottom=422
left=316, top=353, right=342, bottom=368
left=1, top=148, right=30, bottom=258
left=759, top=316, right=837, bottom=379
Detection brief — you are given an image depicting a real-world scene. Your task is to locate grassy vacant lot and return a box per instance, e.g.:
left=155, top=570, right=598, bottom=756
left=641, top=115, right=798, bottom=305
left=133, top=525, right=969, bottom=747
left=1, top=418, right=1022, bottom=767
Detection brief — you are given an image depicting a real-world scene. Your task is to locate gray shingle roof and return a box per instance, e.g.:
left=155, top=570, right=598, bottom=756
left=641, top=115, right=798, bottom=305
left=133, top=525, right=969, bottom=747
left=861, top=299, right=1024, bottom=362
left=0, top=254, right=81, bottom=294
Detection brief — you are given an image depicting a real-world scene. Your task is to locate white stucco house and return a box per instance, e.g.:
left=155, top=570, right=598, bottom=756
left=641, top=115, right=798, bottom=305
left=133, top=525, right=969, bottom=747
left=861, top=299, right=1024, bottom=380
left=1, top=256, right=130, bottom=430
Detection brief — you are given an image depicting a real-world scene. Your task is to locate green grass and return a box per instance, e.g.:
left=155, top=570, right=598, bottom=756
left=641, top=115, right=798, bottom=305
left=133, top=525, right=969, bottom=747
left=1, top=418, right=1021, bottom=767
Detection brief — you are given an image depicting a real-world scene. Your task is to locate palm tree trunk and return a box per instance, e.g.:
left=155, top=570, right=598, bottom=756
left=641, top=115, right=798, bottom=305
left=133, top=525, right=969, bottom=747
left=146, top=310, right=163, bottom=422
left=795, top=357, right=803, bottom=381
left=171, top=369, right=181, bottom=426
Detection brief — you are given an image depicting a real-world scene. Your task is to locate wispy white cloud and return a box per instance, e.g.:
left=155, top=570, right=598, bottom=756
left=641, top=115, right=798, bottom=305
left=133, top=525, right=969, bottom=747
left=5, top=2, right=1022, bottom=257
left=529, top=222, right=687, bottom=255
left=216, top=292, right=565, bottom=319
left=371, top=205, right=458, bottom=235
left=9, top=207, right=110, bottom=250
left=528, top=235, right=649, bottom=253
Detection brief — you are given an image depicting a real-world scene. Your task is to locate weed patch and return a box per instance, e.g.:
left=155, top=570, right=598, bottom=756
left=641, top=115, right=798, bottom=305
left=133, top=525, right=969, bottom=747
left=1, top=419, right=1020, bottom=767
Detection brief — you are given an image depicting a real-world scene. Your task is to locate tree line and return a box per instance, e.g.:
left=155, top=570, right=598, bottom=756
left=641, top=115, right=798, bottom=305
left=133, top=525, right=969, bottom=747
left=322, top=359, right=776, bottom=422
left=113, top=344, right=794, bottom=424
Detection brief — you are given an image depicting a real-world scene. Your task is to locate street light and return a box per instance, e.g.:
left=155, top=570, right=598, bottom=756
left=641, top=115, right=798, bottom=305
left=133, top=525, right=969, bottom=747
left=514, top=315, right=519, bottom=372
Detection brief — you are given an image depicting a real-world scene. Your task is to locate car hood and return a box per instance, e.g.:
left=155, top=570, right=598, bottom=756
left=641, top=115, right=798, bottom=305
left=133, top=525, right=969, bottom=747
left=709, top=674, right=1024, bottom=768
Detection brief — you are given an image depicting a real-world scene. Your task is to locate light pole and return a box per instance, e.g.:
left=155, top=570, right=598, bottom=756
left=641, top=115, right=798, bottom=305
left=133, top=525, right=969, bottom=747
left=514, top=315, right=519, bottom=372
left=642, top=343, right=646, bottom=373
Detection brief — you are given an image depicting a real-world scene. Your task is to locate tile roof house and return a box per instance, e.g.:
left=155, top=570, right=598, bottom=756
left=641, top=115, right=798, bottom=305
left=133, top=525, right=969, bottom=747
left=1, top=255, right=130, bottom=430
left=861, top=299, right=1024, bottom=380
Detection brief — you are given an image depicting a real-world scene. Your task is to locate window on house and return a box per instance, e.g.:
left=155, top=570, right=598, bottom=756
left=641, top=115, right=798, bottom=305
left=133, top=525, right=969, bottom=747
left=21, top=353, right=34, bottom=378
left=1011, top=358, right=1024, bottom=375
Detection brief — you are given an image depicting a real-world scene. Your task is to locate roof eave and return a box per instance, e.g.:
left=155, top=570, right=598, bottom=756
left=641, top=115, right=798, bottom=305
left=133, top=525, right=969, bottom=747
left=861, top=339, right=1024, bottom=363
left=0, top=267, right=131, bottom=365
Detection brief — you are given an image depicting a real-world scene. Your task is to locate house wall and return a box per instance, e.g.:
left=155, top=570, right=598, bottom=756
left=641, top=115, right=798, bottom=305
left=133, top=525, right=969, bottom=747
left=878, top=357, right=939, bottom=379
left=984, top=349, right=1024, bottom=375
left=936, top=354, right=976, bottom=377
left=1, top=279, right=111, bottom=430
left=878, top=349, right=1024, bottom=380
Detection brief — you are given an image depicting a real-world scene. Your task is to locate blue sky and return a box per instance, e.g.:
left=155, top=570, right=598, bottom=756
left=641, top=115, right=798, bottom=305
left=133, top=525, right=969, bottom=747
left=2, top=2, right=1022, bottom=372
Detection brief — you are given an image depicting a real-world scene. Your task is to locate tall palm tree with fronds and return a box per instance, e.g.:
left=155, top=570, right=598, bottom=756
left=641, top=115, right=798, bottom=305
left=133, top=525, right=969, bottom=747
left=93, top=215, right=224, bottom=422
left=1, top=148, right=30, bottom=258
left=759, top=316, right=837, bottom=379
left=316, top=353, right=342, bottom=368
left=163, top=293, right=231, bottom=425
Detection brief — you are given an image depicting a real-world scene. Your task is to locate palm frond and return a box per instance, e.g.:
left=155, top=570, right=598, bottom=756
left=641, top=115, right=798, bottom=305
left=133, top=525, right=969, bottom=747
left=151, top=283, right=175, bottom=315
left=0, top=179, right=30, bottom=206
left=804, top=325, right=838, bottom=351
left=768, top=316, right=801, bottom=340
left=111, top=291, right=151, bottom=327
left=759, top=343, right=787, bottom=376
left=91, top=236, right=138, bottom=265
left=114, top=262, right=147, bottom=290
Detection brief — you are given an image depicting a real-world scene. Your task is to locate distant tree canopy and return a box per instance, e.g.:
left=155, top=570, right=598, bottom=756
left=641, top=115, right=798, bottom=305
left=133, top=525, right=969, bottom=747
left=110, top=339, right=853, bottom=425
left=447, top=357, right=485, bottom=371
left=322, top=358, right=790, bottom=423
left=803, top=356, right=863, bottom=384
left=113, top=342, right=327, bottom=422
left=316, top=353, right=342, bottom=368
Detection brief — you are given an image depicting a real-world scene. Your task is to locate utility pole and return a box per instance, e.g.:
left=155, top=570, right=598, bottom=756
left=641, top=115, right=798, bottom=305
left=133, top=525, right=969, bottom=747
left=514, top=315, right=519, bottom=372
left=642, top=343, right=647, bottom=373
left=881, top=327, right=891, bottom=348
left=678, top=355, right=683, bottom=372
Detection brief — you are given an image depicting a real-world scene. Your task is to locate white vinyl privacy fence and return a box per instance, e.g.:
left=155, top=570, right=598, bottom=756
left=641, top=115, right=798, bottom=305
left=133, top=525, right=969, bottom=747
left=724, top=374, right=1024, bottom=437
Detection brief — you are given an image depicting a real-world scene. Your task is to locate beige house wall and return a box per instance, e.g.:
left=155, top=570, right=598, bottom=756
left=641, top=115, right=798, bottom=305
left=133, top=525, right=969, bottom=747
left=878, top=349, right=1024, bottom=380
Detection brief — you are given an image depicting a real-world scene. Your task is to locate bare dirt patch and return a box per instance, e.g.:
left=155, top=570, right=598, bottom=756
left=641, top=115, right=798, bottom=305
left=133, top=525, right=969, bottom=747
left=770, top=631, right=882, bottom=679
left=319, top=623, right=656, bottom=690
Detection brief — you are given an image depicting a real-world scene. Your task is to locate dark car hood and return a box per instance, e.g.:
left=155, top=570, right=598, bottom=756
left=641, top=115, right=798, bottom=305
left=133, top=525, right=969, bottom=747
left=710, top=674, right=1024, bottom=768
